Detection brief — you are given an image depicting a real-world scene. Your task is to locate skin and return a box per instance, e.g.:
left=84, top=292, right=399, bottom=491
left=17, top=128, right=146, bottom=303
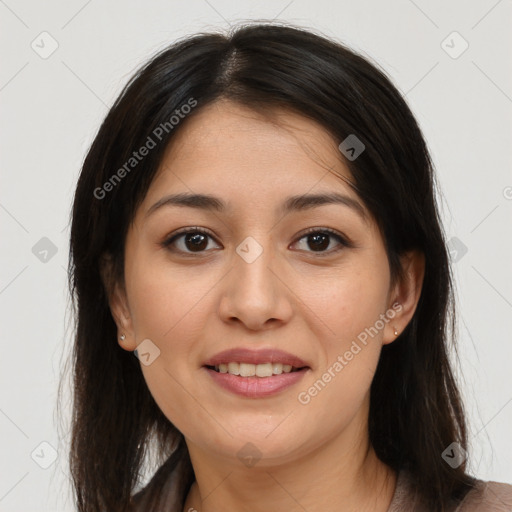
left=106, top=99, right=425, bottom=512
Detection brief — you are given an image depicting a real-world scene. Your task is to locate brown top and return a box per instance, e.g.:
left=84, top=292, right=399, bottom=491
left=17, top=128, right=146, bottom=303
left=130, top=465, right=512, bottom=511
left=387, top=469, right=512, bottom=511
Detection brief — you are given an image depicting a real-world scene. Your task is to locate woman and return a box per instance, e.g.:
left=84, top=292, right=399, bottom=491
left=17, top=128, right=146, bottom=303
left=66, top=22, right=512, bottom=511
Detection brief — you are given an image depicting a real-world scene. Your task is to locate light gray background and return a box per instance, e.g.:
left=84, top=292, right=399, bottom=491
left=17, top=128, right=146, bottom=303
left=1, top=1, right=511, bottom=510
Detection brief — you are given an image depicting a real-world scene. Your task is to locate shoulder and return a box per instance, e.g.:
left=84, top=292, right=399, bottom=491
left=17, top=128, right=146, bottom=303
left=126, top=452, right=191, bottom=512
left=126, top=476, right=183, bottom=512
left=387, top=470, right=512, bottom=512
left=455, top=478, right=512, bottom=511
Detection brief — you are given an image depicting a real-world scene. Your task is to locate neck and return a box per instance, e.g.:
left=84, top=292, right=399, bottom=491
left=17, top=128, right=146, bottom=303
left=182, top=418, right=397, bottom=512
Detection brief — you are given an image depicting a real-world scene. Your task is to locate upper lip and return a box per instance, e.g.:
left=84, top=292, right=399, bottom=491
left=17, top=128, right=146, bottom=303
left=203, top=348, right=309, bottom=368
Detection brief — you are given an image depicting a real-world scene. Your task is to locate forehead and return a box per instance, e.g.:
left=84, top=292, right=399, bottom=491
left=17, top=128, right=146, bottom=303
left=141, top=99, right=363, bottom=216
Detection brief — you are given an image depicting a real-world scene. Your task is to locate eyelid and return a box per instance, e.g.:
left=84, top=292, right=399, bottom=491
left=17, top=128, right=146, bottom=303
left=291, top=226, right=353, bottom=252
left=166, top=226, right=217, bottom=239
left=162, top=226, right=220, bottom=248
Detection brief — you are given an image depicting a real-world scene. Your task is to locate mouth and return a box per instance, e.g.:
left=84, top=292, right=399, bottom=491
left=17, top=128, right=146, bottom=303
left=203, top=361, right=310, bottom=398
left=205, top=362, right=308, bottom=377
left=202, top=347, right=310, bottom=377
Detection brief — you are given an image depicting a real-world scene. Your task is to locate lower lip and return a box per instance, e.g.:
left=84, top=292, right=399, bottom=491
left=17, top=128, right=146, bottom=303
left=203, top=367, right=309, bottom=398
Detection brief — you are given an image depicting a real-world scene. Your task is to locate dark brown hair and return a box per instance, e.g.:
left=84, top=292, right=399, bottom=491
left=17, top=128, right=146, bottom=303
left=64, top=21, right=476, bottom=511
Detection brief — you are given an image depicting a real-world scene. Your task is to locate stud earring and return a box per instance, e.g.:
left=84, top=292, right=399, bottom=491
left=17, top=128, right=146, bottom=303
left=119, top=334, right=126, bottom=341
left=393, top=327, right=398, bottom=336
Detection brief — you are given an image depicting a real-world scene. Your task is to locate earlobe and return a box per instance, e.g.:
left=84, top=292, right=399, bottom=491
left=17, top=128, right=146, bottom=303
left=384, top=250, right=425, bottom=344
left=99, top=253, right=137, bottom=351
left=110, top=282, right=137, bottom=351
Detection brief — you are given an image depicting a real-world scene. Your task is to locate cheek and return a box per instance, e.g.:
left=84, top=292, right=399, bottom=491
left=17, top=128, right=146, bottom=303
left=124, top=258, right=218, bottom=432
left=295, top=281, right=387, bottom=431
left=126, top=251, right=216, bottom=344
left=299, top=261, right=390, bottom=346
left=293, top=256, right=390, bottom=412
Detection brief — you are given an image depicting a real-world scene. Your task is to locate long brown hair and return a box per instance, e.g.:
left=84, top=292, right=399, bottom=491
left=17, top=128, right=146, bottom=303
left=64, top=21, right=476, bottom=511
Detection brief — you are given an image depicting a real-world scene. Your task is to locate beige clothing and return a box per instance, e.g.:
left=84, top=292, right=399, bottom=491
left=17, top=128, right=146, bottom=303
left=130, top=466, right=512, bottom=511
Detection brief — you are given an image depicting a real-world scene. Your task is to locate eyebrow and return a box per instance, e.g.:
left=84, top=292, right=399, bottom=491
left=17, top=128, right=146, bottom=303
left=145, top=192, right=367, bottom=221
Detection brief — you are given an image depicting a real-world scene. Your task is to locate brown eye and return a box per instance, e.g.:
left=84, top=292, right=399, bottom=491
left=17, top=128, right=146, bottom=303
left=292, top=228, right=350, bottom=255
left=306, top=232, right=330, bottom=251
left=182, top=232, right=209, bottom=251
left=162, top=228, right=221, bottom=255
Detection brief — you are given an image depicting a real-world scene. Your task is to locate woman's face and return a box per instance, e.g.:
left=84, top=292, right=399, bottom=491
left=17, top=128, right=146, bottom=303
left=111, top=99, right=414, bottom=467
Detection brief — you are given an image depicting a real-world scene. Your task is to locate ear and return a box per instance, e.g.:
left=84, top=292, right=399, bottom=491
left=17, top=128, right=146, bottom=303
left=99, top=253, right=137, bottom=351
left=383, top=249, right=425, bottom=345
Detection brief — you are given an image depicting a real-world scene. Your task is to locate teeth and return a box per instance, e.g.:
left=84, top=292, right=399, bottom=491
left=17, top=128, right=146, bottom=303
left=227, top=362, right=239, bottom=375
left=215, top=362, right=298, bottom=377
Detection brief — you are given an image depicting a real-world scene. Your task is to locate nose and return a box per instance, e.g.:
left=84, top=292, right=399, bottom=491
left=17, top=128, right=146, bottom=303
left=218, top=237, right=293, bottom=331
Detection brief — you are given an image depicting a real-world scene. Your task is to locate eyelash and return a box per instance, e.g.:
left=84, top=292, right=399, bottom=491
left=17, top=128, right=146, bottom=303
left=161, top=226, right=352, bottom=257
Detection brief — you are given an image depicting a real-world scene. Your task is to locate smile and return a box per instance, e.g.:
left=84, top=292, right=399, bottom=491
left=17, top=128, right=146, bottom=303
left=207, top=362, right=305, bottom=377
